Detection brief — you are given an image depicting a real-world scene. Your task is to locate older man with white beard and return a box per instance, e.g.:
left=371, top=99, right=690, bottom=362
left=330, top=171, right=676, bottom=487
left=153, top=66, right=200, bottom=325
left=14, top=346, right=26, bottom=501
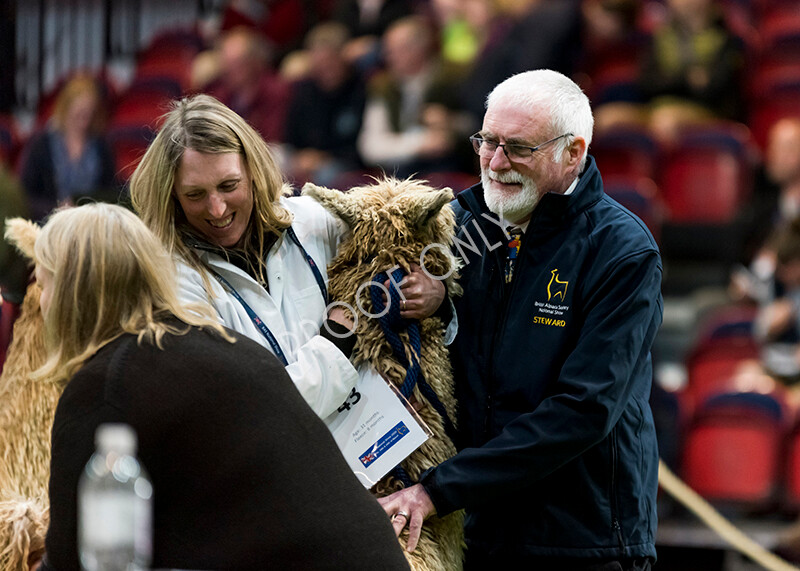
left=378, top=69, right=663, bottom=570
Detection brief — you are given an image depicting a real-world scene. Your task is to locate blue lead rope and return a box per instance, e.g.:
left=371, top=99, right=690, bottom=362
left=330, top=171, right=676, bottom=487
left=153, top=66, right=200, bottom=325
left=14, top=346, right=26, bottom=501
left=370, top=267, right=423, bottom=399
left=370, top=268, right=456, bottom=487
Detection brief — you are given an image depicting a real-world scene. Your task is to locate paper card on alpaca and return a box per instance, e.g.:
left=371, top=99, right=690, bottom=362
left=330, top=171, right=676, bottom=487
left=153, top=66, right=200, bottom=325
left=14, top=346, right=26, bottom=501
left=324, top=367, right=430, bottom=488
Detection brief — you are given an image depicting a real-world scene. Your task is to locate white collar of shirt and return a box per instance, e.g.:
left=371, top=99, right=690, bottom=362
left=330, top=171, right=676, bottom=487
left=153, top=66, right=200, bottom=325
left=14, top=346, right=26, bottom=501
left=563, top=176, right=579, bottom=196
left=505, top=219, right=530, bottom=234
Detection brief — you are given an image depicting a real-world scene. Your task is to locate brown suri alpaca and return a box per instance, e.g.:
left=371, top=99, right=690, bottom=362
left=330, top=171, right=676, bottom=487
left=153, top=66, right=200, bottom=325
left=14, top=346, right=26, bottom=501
left=0, top=218, right=58, bottom=571
left=304, top=177, right=465, bottom=571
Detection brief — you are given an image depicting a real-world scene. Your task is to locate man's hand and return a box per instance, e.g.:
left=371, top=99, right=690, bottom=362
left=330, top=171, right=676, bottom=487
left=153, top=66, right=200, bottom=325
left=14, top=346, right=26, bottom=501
left=377, top=484, right=436, bottom=552
left=384, top=264, right=445, bottom=320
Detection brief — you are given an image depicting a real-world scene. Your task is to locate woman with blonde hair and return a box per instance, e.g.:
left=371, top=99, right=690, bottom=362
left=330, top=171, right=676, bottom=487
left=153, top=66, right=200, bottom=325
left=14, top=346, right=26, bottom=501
left=130, top=94, right=446, bottom=419
left=20, top=74, right=118, bottom=221
left=34, top=203, right=411, bottom=571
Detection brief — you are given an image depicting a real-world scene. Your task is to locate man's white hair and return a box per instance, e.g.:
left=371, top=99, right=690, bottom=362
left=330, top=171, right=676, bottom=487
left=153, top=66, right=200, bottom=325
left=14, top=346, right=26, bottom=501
left=486, top=69, right=594, bottom=169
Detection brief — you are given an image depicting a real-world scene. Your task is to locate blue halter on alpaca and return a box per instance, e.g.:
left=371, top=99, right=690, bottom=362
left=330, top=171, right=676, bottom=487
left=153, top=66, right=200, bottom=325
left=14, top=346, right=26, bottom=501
left=370, top=267, right=423, bottom=399
left=370, top=267, right=456, bottom=487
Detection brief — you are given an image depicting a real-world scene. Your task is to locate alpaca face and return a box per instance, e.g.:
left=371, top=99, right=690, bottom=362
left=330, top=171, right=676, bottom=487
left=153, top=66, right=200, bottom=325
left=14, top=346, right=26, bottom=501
left=304, top=177, right=458, bottom=281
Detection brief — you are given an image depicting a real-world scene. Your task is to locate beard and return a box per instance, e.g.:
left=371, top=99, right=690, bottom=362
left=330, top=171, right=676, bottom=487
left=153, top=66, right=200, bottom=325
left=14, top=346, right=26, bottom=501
left=481, top=167, right=542, bottom=223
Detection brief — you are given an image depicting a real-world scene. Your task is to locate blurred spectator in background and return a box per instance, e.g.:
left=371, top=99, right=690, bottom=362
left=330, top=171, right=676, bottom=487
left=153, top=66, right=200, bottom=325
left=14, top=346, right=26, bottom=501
left=453, top=0, right=581, bottom=130
left=19, top=74, right=118, bottom=222
left=756, top=118, right=800, bottom=247
left=754, top=218, right=800, bottom=384
left=430, top=0, right=484, bottom=67
left=190, top=49, right=222, bottom=93
left=357, top=15, right=470, bottom=177
left=502, top=0, right=583, bottom=77
left=283, top=22, right=366, bottom=186
left=334, top=0, right=414, bottom=38
left=333, top=0, right=415, bottom=70
left=206, top=26, right=292, bottom=143
left=216, top=0, right=311, bottom=58
left=580, top=0, right=640, bottom=67
left=731, top=118, right=800, bottom=304
left=578, top=0, right=646, bottom=121
left=637, top=0, right=745, bottom=144
left=430, top=0, right=514, bottom=132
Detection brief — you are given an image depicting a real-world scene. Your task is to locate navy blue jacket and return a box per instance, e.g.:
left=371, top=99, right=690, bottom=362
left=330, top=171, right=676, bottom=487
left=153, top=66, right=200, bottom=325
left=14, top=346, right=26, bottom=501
left=420, top=156, right=663, bottom=561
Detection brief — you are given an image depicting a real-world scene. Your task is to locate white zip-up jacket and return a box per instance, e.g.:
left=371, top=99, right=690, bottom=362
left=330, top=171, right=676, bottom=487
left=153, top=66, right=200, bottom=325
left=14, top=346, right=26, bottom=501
left=176, top=195, right=358, bottom=418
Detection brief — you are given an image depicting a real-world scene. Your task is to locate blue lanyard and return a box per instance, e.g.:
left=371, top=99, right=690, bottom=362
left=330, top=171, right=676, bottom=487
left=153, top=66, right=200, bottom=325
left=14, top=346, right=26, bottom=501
left=210, top=226, right=328, bottom=366
left=285, top=226, right=328, bottom=304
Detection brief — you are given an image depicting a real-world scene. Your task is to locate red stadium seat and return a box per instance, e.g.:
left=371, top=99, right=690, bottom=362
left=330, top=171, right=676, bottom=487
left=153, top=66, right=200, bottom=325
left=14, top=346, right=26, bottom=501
left=134, top=29, right=203, bottom=91
left=591, top=126, right=661, bottom=181
left=760, top=7, right=800, bottom=53
left=747, top=57, right=800, bottom=105
left=0, top=113, right=21, bottom=166
left=585, top=58, right=641, bottom=106
left=749, top=94, right=800, bottom=151
left=109, top=77, right=181, bottom=130
left=686, top=337, right=761, bottom=407
left=134, top=51, right=195, bottom=90
left=659, top=123, right=755, bottom=223
left=782, top=416, right=800, bottom=508
left=107, top=125, right=155, bottom=182
left=603, top=175, right=664, bottom=242
left=0, top=298, right=21, bottom=374
left=139, top=27, right=204, bottom=60
left=420, top=171, right=480, bottom=196
left=694, top=303, right=758, bottom=347
left=682, top=391, right=787, bottom=506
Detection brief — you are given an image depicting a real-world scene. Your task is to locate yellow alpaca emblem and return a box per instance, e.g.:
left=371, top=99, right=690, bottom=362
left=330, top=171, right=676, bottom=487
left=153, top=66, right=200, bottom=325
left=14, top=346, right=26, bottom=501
left=547, top=269, right=569, bottom=301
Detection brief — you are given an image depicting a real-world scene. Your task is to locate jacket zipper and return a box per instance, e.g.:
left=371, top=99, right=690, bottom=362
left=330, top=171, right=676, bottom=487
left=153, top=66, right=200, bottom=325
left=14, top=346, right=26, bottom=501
left=484, top=232, right=526, bottom=440
left=484, top=264, right=499, bottom=439
left=610, top=426, right=625, bottom=550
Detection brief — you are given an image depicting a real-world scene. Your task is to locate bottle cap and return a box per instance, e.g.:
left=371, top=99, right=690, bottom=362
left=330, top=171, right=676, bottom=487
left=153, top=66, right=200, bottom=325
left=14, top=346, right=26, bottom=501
left=95, top=423, right=137, bottom=455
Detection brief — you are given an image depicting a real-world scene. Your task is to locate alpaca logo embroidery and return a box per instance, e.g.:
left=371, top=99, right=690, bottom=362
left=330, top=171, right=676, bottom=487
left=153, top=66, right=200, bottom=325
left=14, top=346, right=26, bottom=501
left=547, top=269, right=569, bottom=301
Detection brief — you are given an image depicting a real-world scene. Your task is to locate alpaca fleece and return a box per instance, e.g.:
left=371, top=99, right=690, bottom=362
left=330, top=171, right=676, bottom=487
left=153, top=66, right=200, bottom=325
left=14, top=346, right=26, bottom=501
left=304, top=177, right=465, bottom=571
left=0, top=219, right=57, bottom=571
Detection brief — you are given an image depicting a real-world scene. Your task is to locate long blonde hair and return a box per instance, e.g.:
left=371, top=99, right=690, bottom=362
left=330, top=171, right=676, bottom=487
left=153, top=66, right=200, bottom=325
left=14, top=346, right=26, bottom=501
left=33, top=203, right=233, bottom=384
left=129, top=94, right=292, bottom=289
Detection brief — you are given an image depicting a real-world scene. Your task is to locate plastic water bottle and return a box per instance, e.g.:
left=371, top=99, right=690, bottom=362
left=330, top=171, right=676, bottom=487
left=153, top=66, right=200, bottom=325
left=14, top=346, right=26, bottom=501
left=78, top=423, right=153, bottom=571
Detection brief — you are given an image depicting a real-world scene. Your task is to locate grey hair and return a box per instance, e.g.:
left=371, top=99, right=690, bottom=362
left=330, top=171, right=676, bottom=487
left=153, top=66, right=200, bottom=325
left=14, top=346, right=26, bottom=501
left=486, top=69, right=594, bottom=169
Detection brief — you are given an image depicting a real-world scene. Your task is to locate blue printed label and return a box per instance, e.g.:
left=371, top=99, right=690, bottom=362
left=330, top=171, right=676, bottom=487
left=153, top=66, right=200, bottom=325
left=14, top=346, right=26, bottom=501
left=358, top=422, right=410, bottom=468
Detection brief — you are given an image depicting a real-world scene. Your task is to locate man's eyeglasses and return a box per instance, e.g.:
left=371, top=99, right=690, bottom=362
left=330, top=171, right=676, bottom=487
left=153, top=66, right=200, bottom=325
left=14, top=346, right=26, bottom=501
left=469, top=133, right=573, bottom=162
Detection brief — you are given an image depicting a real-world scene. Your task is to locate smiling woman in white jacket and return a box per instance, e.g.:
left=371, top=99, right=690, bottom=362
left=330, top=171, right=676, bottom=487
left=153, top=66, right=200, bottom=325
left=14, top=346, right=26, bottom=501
left=176, top=194, right=355, bottom=418
left=129, top=94, right=445, bottom=419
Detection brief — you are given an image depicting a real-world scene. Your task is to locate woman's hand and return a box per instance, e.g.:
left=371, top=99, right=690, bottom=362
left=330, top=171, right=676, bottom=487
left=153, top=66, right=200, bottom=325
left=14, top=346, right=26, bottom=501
left=328, top=305, right=356, bottom=331
left=384, top=264, right=445, bottom=320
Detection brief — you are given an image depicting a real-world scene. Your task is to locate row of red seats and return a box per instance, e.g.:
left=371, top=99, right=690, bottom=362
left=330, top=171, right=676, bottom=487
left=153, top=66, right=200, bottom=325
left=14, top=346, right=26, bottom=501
left=584, top=2, right=800, bottom=147
left=593, top=121, right=756, bottom=230
left=0, top=27, right=205, bottom=180
left=665, top=302, right=800, bottom=511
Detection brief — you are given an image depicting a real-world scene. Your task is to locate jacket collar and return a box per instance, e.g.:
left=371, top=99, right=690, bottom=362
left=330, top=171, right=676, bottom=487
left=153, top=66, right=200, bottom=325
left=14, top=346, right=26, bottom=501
left=457, top=155, right=603, bottom=234
left=181, top=227, right=277, bottom=283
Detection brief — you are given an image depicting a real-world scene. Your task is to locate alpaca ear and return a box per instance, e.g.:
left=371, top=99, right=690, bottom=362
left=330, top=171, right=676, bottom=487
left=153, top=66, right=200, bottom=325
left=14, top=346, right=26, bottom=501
left=412, top=187, right=454, bottom=232
left=302, top=182, right=359, bottom=230
left=4, top=218, right=41, bottom=262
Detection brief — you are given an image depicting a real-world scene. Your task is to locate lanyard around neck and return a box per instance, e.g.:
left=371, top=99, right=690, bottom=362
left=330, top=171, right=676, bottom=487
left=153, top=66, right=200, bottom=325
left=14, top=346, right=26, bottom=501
left=210, top=225, right=328, bottom=366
